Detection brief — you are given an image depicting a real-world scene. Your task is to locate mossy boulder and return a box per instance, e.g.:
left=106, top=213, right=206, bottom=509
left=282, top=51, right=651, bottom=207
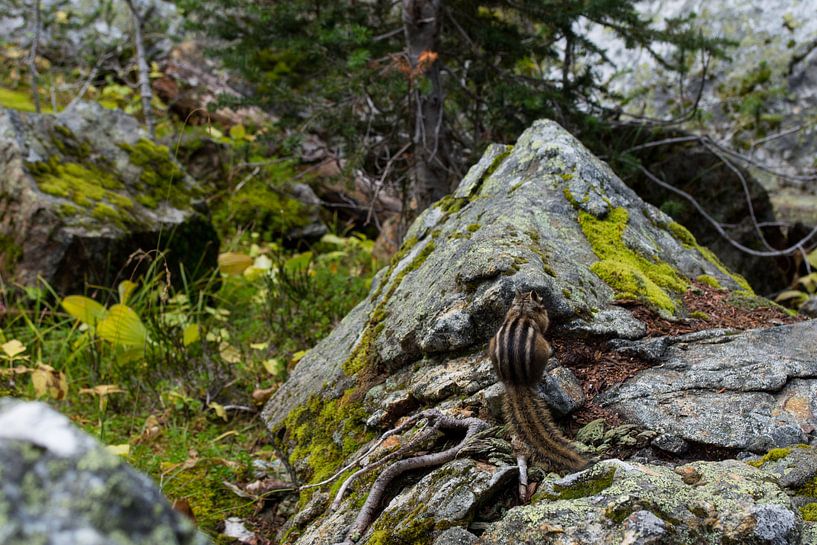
left=0, top=398, right=210, bottom=545
left=0, top=102, right=218, bottom=293
left=262, top=120, right=792, bottom=544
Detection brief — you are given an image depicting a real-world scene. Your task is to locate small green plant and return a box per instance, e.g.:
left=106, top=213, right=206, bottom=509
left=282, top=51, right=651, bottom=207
left=775, top=248, right=817, bottom=310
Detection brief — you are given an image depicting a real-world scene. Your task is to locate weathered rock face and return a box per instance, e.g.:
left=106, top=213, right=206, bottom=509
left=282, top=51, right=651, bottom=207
left=588, top=0, right=817, bottom=223
left=601, top=322, right=817, bottom=452
left=261, top=119, right=817, bottom=544
left=0, top=398, right=210, bottom=545
left=0, top=102, right=219, bottom=293
left=480, top=459, right=806, bottom=545
left=263, top=119, right=749, bottom=432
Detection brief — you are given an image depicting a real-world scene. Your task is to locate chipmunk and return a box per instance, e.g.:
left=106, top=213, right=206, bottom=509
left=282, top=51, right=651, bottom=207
left=488, top=290, right=587, bottom=482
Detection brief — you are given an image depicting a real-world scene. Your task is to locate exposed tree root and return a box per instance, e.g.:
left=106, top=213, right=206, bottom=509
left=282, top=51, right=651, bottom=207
left=335, top=409, right=489, bottom=545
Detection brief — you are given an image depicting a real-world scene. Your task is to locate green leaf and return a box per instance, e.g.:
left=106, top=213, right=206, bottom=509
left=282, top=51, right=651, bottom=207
left=320, top=233, right=348, bottom=246
left=284, top=252, right=312, bottom=275
left=775, top=290, right=808, bottom=304
left=98, top=304, right=147, bottom=347
left=808, top=249, right=817, bottom=270
left=183, top=324, right=200, bottom=346
left=62, top=295, right=108, bottom=327
left=118, top=280, right=138, bottom=305
left=115, top=347, right=144, bottom=364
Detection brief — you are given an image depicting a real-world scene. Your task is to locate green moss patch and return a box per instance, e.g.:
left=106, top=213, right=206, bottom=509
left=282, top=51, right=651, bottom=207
left=668, top=222, right=753, bottom=293
left=696, top=274, right=722, bottom=289
left=119, top=138, right=198, bottom=210
left=534, top=467, right=616, bottom=503
left=342, top=238, right=435, bottom=375
left=800, top=503, right=817, bottom=522
left=746, top=447, right=792, bottom=468
left=283, top=389, right=373, bottom=508
left=578, top=207, right=687, bottom=313
left=0, top=87, right=38, bottom=112
left=27, top=157, right=135, bottom=227
left=0, top=233, right=22, bottom=271
left=369, top=503, right=435, bottom=545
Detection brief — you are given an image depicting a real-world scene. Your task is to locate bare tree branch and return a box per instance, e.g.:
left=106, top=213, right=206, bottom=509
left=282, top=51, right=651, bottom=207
left=123, top=0, right=155, bottom=139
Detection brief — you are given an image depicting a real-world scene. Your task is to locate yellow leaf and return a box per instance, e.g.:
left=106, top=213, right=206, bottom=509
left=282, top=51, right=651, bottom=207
left=229, top=123, right=246, bottom=140
left=98, top=304, right=147, bottom=347
left=250, top=342, right=269, bottom=351
left=0, top=365, right=32, bottom=376
left=2, top=339, right=26, bottom=358
left=775, top=290, right=808, bottom=304
left=262, top=358, right=284, bottom=377
left=320, top=233, right=348, bottom=246
left=291, top=350, right=308, bottom=364
left=219, top=342, right=241, bottom=363
left=106, top=444, right=130, bottom=456
left=183, top=324, right=200, bottom=346
left=62, top=295, right=108, bottom=327
left=31, top=364, right=68, bottom=400
left=118, top=280, right=138, bottom=305
left=218, top=252, right=254, bottom=276
left=209, top=401, right=228, bottom=421
left=80, top=384, right=125, bottom=396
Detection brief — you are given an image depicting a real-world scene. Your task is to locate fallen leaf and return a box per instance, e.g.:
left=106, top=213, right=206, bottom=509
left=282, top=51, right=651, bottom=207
left=252, top=386, right=277, bottom=404
left=106, top=443, right=130, bottom=456
left=2, top=339, right=26, bottom=359
left=31, top=364, right=68, bottom=400
left=172, top=499, right=196, bottom=522
left=209, top=401, right=228, bottom=421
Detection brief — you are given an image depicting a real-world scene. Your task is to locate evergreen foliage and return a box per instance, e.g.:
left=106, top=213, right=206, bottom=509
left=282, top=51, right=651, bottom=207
left=178, top=0, right=728, bottom=206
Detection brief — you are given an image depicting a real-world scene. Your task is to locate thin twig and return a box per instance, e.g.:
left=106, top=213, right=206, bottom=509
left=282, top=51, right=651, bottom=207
left=639, top=165, right=817, bottom=257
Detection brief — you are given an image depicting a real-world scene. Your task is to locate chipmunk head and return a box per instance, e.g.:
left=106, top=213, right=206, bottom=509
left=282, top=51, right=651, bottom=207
left=507, top=290, right=550, bottom=332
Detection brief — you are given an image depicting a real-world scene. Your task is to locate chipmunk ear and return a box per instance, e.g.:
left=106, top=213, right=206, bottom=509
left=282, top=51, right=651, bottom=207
left=529, top=291, right=541, bottom=303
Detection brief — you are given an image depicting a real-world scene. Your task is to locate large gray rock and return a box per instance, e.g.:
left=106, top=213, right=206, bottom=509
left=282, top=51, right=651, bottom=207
left=262, top=120, right=786, bottom=545
left=0, top=398, right=210, bottom=545
left=263, top=119, right=746, bottom=430
left=479, top=459, right=803, bottom=545
left=600, top=321, right=817, bottom=452
left=0, top=103, right=218, bottom=293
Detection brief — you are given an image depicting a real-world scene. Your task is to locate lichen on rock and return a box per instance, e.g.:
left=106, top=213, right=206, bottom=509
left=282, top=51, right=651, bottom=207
left=0, top=102, right=219, bottom=293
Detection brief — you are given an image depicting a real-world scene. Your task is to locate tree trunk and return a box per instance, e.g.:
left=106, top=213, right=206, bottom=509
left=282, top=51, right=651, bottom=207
left=124, top=0, right=155, bottom=139
left=403, top=0, right=449, bottom=213
left=27, top=0, right=42, bottom=114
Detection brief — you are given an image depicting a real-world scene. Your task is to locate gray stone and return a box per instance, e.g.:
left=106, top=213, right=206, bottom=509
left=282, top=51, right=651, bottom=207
left=0, top=398, right=209, bottom=545
left=480, top=459, right=801, bottom=544
left=433, top=527, right=478, bottom=545
left=651, top=433, right=689, bottom=455
left=600, top=321, right=817, bottom=451
left=0, top=103, right=218, bottom=294
left=753, top=445, right=817, bottom=490
left=264, top=118, right=744, bottom=431
left=540, top=365, right=585, bottom=416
